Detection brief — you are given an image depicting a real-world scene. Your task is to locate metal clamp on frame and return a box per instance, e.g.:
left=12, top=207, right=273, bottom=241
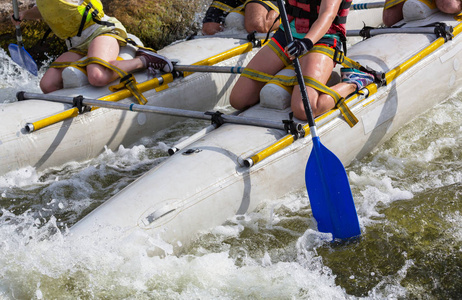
left=283, top=112, right=305, bottom=139
left=430, top=22, right=454, bottom=41
left=205, top=111, right=225, bottom=127
left=72, top=95, right=89, bottom=114
left=360, top=65, right=386, bottom=87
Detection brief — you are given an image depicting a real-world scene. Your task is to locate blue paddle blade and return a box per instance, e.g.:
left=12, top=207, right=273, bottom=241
left=306, top=136, right=361, bottom=240
left=8, top=44, right=38, bottom=76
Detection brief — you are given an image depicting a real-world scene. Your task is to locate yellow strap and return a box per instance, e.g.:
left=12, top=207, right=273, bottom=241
left=303, top=76, right=358, bottom=127
left=311, top=45, right=363, bottom=70
left=242, top=66, right=358, bottom=127
left=384, top=0, right=407, bottom=9
left=241, top=67, right=275, bottom=82
left=384, top=0, right=435, bottom=9
left=50, top=57, right=148, bottom=105
left=210, top=0, right=241, bottom=12
left=261, top=0, right=279, bottom=12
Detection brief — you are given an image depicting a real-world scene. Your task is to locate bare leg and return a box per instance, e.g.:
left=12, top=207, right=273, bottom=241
left=382, top=2, right=404, bottom=27
left=40, top=51, right=84, bottom=93
left=202, top=22, right=224, bottom=35
left=86, top=35, right=144, bottom=86
left=244, top=3, right=280, bottom=33
left=435, top=0, right=462, bottom=13
left=291, top=52, right=356, bottom=120
left=230, top=46, right=285, bottom=109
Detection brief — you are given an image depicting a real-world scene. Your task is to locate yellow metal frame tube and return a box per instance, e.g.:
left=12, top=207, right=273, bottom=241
left=28, top=41, right=257, bottom=132
left=245, top=22, right=462, bottom=167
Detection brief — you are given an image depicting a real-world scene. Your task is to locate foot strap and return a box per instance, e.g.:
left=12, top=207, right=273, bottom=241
left=50, top=56, right=148, bottom=105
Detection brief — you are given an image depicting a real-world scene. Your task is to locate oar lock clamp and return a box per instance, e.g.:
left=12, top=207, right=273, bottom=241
left=246, top=31, right=262, bottom=47
left=283, top=112, right=305, bottom=139
left=205, top=111, right=225, bottom=127
left=72, top=95, right=90, bottom=114
left=359, top=22, right=453, bottom=42
left=430, top=22, right=454, bottom=41
left=170, top=60, right=184, bottom=78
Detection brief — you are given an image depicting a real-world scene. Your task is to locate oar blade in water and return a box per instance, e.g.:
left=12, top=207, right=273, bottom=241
left=306, top=136, right=361, bottom=240
left=8, top=44, right=38, bottom=76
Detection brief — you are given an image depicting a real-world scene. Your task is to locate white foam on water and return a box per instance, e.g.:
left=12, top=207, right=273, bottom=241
left=0, top=39, right=460, bottom=298
left=446, top=211, right=462, bottom=242
left=0, top=48, right=43, bottom=103
left=0, top=206, right=352, bottom=299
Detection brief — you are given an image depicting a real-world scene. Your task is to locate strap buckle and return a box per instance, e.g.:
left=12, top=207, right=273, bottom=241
left=333, top=47, right=345, bottom=65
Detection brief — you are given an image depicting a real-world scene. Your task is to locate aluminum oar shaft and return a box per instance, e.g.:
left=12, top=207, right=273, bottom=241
left=19, top=92, right=293, bottom=131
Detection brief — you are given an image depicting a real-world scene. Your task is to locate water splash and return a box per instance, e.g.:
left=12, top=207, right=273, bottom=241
left=0, top=48, right=43, bottom=103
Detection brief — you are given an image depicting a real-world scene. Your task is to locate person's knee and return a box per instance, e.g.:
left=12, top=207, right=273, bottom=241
left=245, top=20, right=267, bottom=33
left=202, top=22, right=223, bottom=35
left=40, top=82, right=54, bottom=94
left=230, top=88, right=245, bottom=110
left=40, top=79, right=60, bottom=94
left=87, top=70, right=110, bottom=87
left=436, top=0, right=462, bottom=13
left=291, top=100, right=308, bottom=120
left=383, top=11, right=403, bottom=27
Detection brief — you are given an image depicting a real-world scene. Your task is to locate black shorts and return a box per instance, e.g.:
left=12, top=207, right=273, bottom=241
left=203, top=0, right=277, bottom=25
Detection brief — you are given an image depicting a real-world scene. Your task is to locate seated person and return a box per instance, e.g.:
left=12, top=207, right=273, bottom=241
left=202, top=0, right=280, bottom=35
left=11, top=0, right=172, bottom=94
left=383, top=0, right=462, bottom=27
left=230, top=0, right=374, bottom=121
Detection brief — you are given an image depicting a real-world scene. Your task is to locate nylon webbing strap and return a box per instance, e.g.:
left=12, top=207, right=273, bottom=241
left=50, top=57, right=148, bottom=105
left=311, top=45, right=362, bottom=69
left=303, top=76, right=358, bottom=127
left=242, top=66, right=358, bottom=127
left=210, top=0, right=240, bottom=12
left=241, top=68, right=275, bottom=83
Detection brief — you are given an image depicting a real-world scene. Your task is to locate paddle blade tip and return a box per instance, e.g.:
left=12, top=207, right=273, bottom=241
left=305, top=139, right=361, bottom=240
left=8, top=44, right=38, bottom=76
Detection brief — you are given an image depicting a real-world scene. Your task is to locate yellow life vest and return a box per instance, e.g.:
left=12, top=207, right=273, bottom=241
left=36, top=0, right=112, bottom=40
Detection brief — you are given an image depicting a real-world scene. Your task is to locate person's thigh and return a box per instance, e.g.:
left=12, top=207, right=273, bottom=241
left=86, top=35, right=120, bottom=85
left=244, top=2, right=272, bottom=32
left=230, top=45, right=285, bottom=109
left=291, top=52, right=335, bottom=118
left=383, top=1, right=404, bottom=26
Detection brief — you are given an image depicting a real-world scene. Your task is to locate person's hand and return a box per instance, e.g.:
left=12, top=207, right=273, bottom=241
left=285, top=38, right=313, bottom=60
left=10, top=11, right=24, bottom=26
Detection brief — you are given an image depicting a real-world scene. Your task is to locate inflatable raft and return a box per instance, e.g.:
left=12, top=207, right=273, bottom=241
left=0, top=1, right=382, bottom=177
left=69, top=11, right=462, bottom=254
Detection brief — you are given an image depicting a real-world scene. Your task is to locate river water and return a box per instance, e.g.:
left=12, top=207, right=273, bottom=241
left=0, top=46, right=461, bottom=299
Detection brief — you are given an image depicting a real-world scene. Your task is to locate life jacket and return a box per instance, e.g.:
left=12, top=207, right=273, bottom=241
left=285, top=0, right=352, bottom=36
left=36, top=0, right=114, bottom=40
